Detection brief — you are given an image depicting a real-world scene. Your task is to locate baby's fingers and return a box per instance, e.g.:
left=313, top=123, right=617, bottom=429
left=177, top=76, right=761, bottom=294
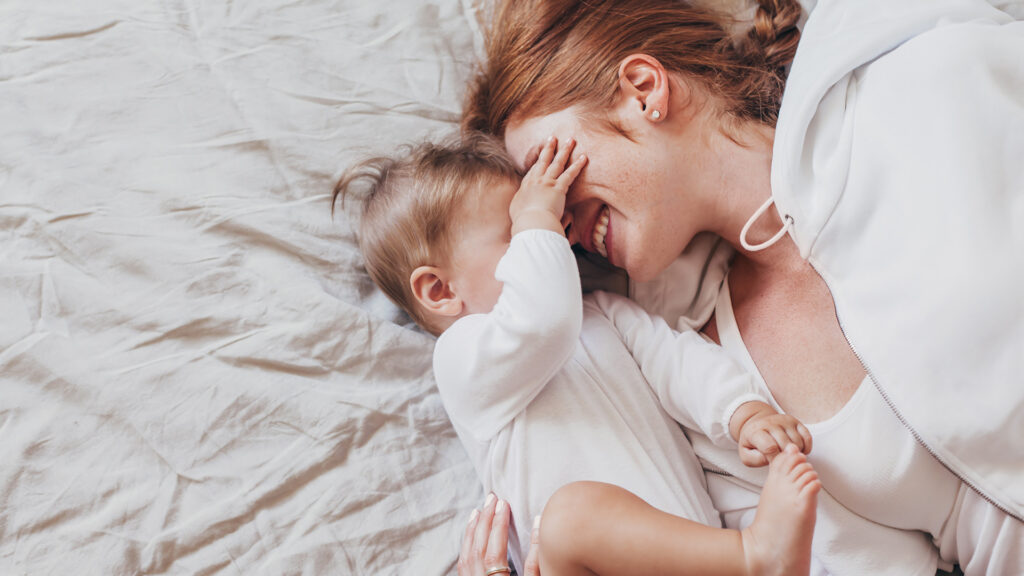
left=739, top=445, right=769, bottom=467
left=528, top=137, right=557, bottom=175
left=776, top=430, right=803, bottom=456
left=749, top=429, right=783, bottom=461
left=556, top=154, right=588, bottom=189
left=765, top=425, right=797, bottom=455
left=546, top=137, right=576, bottom=178
left=769, top=416, right=812, bottom=455
left=797, top=422, right=813, bottom=454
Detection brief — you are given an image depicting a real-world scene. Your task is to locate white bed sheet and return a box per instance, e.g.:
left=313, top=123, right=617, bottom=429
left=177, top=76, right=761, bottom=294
left=10, top=1, right=1022, bottom=574
left=0, top=1, right=486, bottom=573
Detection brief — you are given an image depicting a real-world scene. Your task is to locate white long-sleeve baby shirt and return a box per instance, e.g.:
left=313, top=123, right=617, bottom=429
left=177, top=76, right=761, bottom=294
left=433, top=229, right=766, bottom=569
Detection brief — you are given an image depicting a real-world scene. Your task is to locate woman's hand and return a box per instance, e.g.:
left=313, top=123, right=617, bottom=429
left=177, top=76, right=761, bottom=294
left=459, top=494, right=541, bottom=576
left=510, top=136, right=587, bottom=237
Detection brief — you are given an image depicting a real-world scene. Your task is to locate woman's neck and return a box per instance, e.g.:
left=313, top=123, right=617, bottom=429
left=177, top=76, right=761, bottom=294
left=699, top=118, right=795, bottom=272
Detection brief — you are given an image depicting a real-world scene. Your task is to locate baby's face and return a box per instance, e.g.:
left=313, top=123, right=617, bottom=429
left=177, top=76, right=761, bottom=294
left=448, top=179, right=518, bottom=316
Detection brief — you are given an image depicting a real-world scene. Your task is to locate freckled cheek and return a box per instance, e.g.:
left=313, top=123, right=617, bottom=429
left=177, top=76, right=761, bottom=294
left=587, top=145, right=650, bottom=205
left=602, top=170, right=650, bottom=213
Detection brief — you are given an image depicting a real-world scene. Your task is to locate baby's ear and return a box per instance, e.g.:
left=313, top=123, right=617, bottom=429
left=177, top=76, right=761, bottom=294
left=410, top=266, right=463, bottom=317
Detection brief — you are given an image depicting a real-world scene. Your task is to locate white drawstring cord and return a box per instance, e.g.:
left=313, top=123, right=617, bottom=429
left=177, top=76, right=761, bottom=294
left=739, top=196, right=794, bottom=252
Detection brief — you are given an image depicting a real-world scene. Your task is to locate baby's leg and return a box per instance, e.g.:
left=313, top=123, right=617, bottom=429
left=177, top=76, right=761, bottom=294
left=538, top=445, right=820, bottom=576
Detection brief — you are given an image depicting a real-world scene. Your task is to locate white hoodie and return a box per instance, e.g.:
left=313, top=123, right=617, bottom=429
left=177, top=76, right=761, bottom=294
left=771, top=0, right=1024, bottom=520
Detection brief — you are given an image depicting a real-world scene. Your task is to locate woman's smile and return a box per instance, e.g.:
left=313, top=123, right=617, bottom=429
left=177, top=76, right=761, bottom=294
left=505, top=107, right=691, bottom=279
left=567, top=199, right=616, bottom=267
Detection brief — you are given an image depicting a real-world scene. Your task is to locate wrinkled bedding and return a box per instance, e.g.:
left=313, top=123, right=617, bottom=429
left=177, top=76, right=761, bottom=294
left=8, top=1, right=1024, bottom=574
left=0, top=1, right=486, bottom=573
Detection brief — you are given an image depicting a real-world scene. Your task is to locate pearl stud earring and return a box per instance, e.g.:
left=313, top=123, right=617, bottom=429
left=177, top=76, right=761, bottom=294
left=651, top=110, right=661, bottom=120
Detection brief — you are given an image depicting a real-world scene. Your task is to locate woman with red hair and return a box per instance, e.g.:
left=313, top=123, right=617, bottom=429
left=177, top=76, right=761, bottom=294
left=460, top=0, right=1024, bottom=574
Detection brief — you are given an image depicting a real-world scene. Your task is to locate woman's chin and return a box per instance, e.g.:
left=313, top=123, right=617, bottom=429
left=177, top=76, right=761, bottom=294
left=624, top=251, right=679, bottom=283
left=625, top=262, right=658, bottom=283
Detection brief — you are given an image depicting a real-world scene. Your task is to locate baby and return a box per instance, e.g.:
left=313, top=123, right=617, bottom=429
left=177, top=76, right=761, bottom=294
left=334, top=133, right=820, bottom=576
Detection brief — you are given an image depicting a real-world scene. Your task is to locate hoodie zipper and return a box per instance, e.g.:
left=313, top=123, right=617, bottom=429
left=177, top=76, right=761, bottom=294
left=808, top=258, right=1023, bottom=523
left=642, top=253, right=1021, bottom=523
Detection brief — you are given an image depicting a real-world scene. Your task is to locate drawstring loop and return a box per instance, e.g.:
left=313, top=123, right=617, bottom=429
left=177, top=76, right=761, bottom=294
left=739, top=196, right=793, bottom=252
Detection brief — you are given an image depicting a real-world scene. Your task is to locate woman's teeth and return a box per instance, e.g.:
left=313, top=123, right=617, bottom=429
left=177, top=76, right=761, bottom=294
left=593, top=206, right=609, bottom=258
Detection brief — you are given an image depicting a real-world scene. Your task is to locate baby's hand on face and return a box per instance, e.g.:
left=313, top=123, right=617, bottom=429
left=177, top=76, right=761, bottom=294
left=733, top=401, right=813, bottom=468
left=510, top=136, right=587, bottom=236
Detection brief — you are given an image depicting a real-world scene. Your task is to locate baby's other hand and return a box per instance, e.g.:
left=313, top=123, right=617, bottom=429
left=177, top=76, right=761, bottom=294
left=510, top=137, right=587, bottom=236
left=736, top=404, right=812, bottom=468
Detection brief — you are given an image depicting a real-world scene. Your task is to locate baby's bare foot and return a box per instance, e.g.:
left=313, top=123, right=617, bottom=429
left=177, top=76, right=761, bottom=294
left=741, top=444, right=820, bottom=576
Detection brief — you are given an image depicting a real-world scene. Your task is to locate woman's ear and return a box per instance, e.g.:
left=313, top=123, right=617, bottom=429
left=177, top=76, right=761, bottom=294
left=617, top=54, right=680, bottom=123
left=410, top=266, right=463, bottom=318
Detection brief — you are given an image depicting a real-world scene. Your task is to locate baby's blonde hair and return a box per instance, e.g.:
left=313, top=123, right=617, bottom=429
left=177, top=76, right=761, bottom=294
left=332, top=133, right=519, bottom=335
